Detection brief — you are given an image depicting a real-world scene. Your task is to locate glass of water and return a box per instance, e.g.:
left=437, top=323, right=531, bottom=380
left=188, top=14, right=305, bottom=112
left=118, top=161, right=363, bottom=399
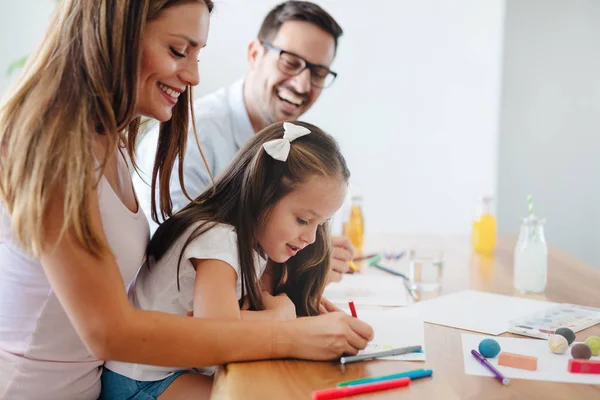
left=408, top=249, right=444, bottom=291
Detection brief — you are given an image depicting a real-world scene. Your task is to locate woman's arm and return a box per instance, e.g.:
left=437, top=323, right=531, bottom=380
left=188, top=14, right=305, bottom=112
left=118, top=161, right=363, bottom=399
left=40, top=188, right=373, bottom=368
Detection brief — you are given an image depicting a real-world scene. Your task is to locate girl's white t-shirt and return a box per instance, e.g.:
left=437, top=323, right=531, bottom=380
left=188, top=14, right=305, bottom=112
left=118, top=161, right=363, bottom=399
left=105, top=222, right=267, bottom=381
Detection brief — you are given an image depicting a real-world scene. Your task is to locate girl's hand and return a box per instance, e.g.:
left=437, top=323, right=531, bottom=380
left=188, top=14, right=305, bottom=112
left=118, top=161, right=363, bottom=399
left=261, top=292, right=296, bottom=321
left=318, top=297, right=343, bottom=314
left=240, top=296, right=250, bottom=311
left=277, top=312, right=373, bottom=360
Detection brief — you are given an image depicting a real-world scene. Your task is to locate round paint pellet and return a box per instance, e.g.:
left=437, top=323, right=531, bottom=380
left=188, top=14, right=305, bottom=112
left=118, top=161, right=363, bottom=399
left=571, top=343, right=592, bottom=360
left=555, top=327, right=576, bottom=345
left=478, top=338, right=501, bottom=358
left=584, top=336, right=600, bottom=356
left=548, top=334, right=569, bottom=354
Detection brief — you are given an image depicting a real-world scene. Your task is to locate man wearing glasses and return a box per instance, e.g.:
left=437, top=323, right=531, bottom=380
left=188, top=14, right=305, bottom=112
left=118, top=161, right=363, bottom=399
left=134, top=1, right=353, bottom=282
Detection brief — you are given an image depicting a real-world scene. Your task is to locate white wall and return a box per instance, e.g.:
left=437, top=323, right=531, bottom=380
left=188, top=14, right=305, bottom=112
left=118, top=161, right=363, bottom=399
left=200, top=0, right=505, bottom=235
left=497, top=0, right=600, bottom=268
left=1, top=0, right=506, bottom=236
left=0, top=0, right=55, bottom=96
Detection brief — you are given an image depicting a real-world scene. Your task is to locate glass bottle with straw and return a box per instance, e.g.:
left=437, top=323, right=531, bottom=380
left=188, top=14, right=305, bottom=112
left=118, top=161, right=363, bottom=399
left=513, top=195, right=548, bottom=293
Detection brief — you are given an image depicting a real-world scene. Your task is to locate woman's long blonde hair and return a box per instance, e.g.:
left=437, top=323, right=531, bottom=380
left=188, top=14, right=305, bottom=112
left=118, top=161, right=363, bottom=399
left=0, top=0, right=213, bottom=257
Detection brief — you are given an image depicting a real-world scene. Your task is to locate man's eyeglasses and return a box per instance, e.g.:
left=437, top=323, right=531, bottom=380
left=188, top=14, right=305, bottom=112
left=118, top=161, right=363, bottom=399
left=261, top=42, right=337, bottom=89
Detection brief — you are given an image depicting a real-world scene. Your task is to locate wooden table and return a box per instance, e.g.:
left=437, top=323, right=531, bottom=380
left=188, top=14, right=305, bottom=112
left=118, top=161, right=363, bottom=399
left=212, top=235, right=600, bottom=399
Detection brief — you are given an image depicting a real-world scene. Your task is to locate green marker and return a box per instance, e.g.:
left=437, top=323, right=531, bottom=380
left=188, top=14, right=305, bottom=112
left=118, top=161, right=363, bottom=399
left=368, top=254, right=382, bottom=267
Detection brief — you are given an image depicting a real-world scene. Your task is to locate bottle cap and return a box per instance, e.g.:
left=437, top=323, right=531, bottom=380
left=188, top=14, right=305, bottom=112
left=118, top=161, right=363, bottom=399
left=477, top=195, right=493, bottom=215
left=521, top=216, right=546, bottom=225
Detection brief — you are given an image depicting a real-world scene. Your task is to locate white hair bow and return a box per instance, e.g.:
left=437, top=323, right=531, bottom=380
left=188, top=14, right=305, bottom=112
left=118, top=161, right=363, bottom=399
left=262, top=122, right=311, bottom=162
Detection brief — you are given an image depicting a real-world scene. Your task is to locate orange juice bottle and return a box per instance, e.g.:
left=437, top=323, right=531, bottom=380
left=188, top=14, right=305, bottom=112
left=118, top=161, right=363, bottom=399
left=344, top=195, right=364, bottom=252
left=472, top=196, right=496, bottom=255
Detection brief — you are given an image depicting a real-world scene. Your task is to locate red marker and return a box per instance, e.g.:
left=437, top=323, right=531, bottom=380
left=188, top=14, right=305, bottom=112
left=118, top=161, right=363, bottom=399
left=348, top=301, right=357, bottom=318
left=312, top=377, right=410, bottom=400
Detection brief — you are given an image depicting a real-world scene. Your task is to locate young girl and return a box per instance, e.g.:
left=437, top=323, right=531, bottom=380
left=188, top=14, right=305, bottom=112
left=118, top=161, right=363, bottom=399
left=102, top=121, right=350, bottom=397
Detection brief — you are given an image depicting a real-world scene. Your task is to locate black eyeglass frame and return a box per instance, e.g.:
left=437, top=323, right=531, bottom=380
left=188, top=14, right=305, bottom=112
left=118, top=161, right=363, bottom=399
left=260, top=41, right=338, bottom=88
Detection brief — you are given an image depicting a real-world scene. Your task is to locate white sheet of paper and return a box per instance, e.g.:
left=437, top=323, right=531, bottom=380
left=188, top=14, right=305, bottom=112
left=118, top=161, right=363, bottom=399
left=323, top=275, right=408, bottom=307
left=355, top=309, right=426, bottom=361
left=393, top=290, right=554, bottom=335
left=462, top=333, right=600, bottom=384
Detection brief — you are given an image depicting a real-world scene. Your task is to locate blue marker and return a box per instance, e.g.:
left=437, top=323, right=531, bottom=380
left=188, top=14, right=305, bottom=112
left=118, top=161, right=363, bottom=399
left=368, top=255, right=419, bottom=301
left=337, top=368, right=433, bottom=387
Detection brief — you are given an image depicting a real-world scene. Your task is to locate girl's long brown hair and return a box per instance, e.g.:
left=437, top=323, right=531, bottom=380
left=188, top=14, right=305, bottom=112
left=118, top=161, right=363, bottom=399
left=0, top=0, right=213, bottom=257
left=149, top=121, right=350, bottom=316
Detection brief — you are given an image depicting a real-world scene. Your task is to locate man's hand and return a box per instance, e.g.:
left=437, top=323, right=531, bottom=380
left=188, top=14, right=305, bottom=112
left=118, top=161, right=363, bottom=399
left=327, top=235, right=356, bottom=284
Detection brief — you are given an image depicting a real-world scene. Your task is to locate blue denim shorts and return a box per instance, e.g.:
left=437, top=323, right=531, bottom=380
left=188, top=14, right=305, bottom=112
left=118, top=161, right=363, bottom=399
left=100, top=368, right=185, bottom=400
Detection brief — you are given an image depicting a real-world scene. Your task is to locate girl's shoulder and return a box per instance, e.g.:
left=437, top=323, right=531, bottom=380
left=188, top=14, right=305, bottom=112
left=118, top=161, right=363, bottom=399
left=181, top=221, right=239, bottom=259
left=189, top=221, right=237, bottom=240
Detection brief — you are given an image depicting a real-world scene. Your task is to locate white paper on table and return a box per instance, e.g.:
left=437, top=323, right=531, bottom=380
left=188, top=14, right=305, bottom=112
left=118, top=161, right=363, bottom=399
left=462, top=333, right=600, bottom=384
left=355, top=309, right=426, bottom=361
left=393, top=290, right=554, bottom=335
left=323, top=275, right=408, bottom=307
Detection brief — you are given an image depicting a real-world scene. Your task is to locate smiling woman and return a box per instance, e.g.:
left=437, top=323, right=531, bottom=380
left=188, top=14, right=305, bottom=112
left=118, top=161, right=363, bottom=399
left=138, top=3, right=210, bottom=122
left=0, top=1, right=373, bottom=400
